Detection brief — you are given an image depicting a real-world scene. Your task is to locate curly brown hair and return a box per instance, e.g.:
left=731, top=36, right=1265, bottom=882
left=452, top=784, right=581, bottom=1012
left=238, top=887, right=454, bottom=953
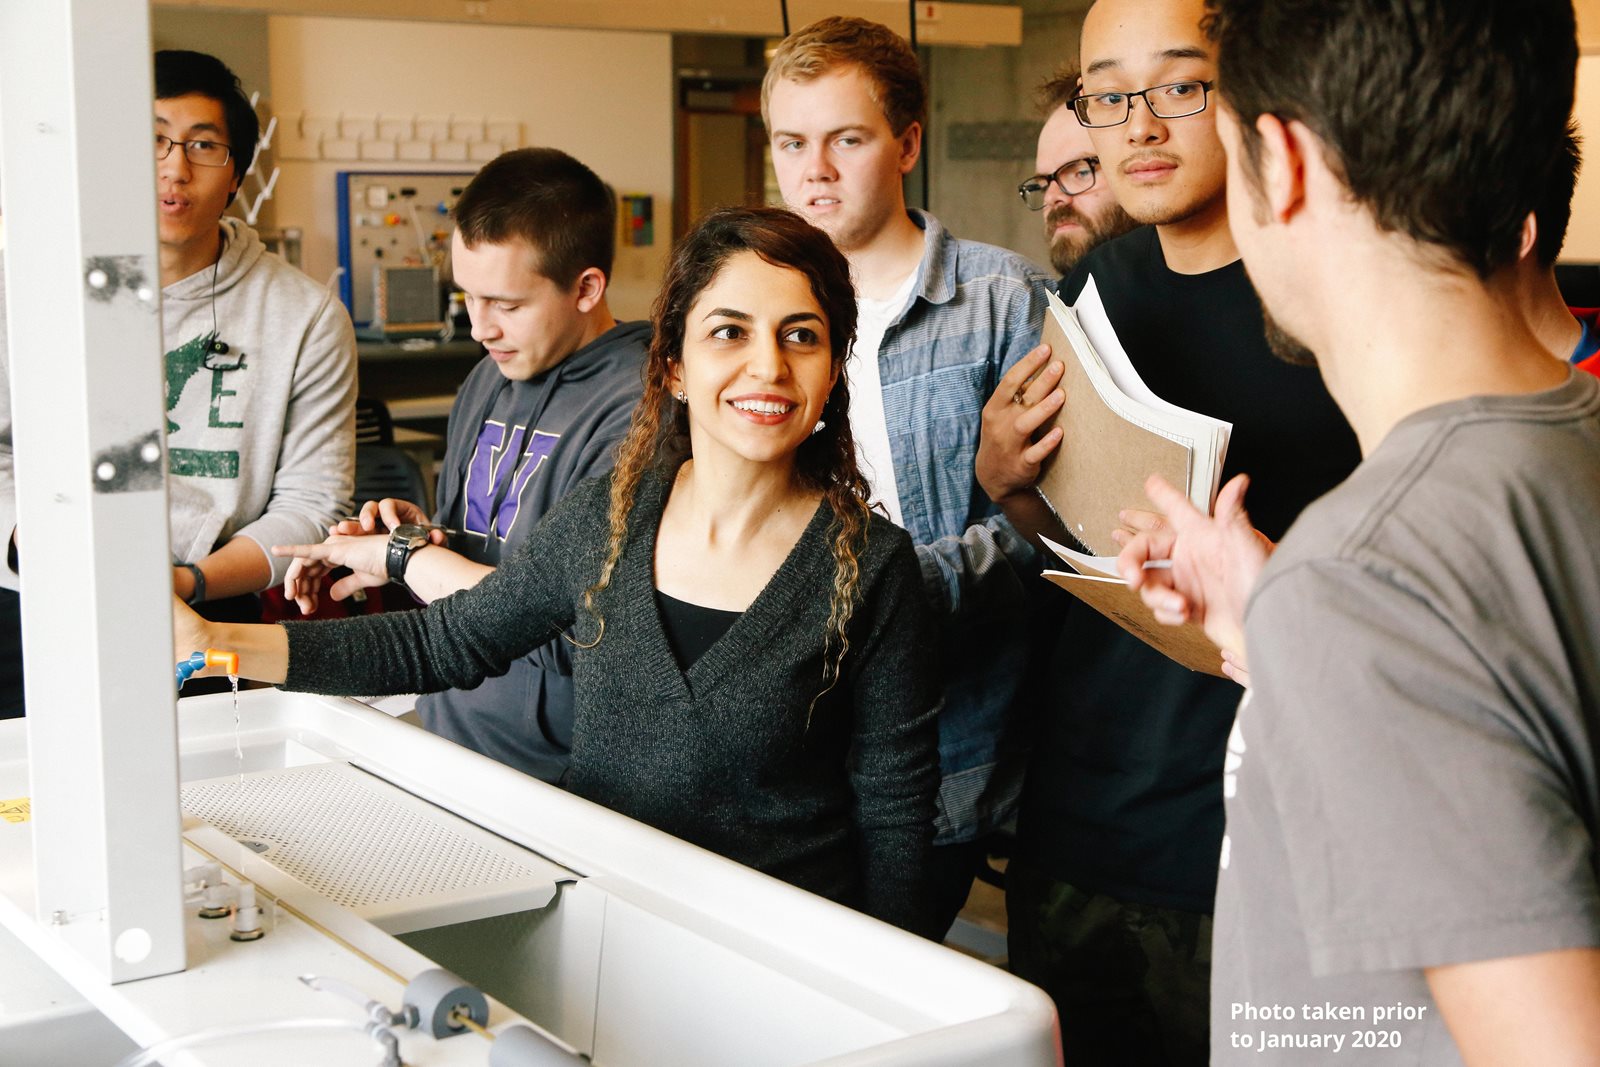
left=1034, top=65, right=1082, bottom=115
left=579, top=206, right=873, bottom=717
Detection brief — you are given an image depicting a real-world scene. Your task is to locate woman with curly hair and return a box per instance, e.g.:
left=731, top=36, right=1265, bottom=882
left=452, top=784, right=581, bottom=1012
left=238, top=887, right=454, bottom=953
left=174, top=206, right=939, bottom=933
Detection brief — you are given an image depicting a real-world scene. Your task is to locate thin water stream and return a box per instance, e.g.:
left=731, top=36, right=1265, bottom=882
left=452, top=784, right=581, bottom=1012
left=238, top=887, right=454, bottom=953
left=231, top=674, right=241, bottom=787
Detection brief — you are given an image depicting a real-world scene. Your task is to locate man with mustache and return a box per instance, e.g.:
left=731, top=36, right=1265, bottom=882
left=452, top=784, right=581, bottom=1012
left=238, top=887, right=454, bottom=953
left=974, top=0, right=1359, bottom=1059
left=1022, top=66, right=1139, bottom=277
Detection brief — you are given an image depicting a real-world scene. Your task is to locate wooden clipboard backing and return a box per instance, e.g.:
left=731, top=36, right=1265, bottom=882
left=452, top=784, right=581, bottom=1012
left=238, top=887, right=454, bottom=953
left=1034, top=308, right=1192, bottom=556
left=1043, top=570, right=1228, bottom=678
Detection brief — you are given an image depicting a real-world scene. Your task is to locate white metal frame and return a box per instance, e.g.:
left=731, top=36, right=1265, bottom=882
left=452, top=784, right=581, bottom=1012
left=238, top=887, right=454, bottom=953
left=0, top=0, right=186, bottom=981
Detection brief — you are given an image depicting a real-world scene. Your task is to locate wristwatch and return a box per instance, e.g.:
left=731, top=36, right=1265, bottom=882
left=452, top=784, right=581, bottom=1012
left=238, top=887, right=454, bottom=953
left=181, top=562, right=207, bottom=606
left=385, top=524, right=433, bottom=588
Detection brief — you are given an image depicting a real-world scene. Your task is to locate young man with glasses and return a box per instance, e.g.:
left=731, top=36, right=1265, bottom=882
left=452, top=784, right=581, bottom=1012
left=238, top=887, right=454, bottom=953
left=0, top=49, right=355, bottom=713
left=763, top=16, right=1051, bottom=936
left=974, top=0, right=1359, bottom=1058
left=1020, top=67, right=1138, bottom=277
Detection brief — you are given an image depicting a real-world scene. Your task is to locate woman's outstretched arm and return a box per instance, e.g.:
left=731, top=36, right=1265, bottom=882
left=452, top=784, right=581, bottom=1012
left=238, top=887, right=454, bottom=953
left=174, top=476, right=610, bottom=697
left=174, top=597, right=289, bottom=684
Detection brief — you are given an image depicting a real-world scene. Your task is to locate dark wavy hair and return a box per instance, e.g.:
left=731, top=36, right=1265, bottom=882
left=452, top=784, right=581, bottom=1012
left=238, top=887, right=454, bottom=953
left=1207, top=0, right=1577, bottom=279
left=581, top=206, right=871, bottom=714
left=1034, top=65, right=1082, bottom=115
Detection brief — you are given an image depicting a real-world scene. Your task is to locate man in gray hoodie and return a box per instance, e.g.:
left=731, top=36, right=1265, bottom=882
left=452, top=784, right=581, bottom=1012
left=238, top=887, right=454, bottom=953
left=282, top=148, right=648, bottom=784
left=0, top=49, right=357, bottom=715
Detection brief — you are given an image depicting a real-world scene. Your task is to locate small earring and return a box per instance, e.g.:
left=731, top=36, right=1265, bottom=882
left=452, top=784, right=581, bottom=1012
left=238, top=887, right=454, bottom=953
left=674, top=390, right=687, bottom=403
left=810, top=419, right=827, bottom=436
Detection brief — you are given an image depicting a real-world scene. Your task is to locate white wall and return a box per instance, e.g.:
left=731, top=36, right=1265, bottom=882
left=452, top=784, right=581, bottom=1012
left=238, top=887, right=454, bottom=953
left=265, top=16, right=673, bottom=320
left=1568, top=54, right=1600, bottom=262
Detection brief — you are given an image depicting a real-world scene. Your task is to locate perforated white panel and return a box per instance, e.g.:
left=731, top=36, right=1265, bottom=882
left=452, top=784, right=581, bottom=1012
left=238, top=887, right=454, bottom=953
left=183, top=763, right=548, bottom=910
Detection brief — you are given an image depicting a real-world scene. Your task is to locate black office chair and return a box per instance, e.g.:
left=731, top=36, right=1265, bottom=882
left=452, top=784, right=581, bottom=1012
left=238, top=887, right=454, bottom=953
left=354, top=395, right=396, bottom=447
left=352, top=396, right=430, bottom=511
left=354, top=446, right=431, bottom=513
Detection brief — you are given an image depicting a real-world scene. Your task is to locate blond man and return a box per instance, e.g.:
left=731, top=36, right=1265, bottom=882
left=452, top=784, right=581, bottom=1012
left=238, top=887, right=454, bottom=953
left=763, top=16, right=1050, bottom=935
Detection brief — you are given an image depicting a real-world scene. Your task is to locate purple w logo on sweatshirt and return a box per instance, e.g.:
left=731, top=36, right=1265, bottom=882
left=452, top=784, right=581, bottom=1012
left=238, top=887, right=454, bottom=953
left=463, top=422, right=561, bottom=539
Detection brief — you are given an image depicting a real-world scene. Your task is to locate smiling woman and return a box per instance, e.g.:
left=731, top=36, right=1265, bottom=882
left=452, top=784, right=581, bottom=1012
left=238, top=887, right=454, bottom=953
left=175, top=207, right=942, bottom=936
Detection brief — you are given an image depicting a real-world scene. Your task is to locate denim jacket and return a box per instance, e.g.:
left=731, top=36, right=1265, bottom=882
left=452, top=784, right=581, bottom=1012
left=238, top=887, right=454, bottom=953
left=882, top=211, right=1051, bottom=842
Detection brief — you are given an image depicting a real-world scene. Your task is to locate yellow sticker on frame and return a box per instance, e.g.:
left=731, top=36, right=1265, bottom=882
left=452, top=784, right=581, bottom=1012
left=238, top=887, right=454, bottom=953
left=0, top=797, right=30, bottom=824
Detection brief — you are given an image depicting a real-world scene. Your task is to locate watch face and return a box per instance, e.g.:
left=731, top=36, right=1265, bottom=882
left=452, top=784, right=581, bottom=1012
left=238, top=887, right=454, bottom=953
left=393, top=523, right=430, bottom=540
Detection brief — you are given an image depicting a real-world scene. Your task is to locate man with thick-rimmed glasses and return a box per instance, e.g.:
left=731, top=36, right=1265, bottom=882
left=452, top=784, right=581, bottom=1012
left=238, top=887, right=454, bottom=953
left=973, top=0, right=1360, bottom=1059
left=1020, top=66, right=1138, bottom=277
left=0, top=49, right=355, bottom=713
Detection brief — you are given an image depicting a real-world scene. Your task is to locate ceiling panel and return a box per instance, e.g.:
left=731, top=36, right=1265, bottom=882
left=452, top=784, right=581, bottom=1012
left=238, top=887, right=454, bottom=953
left=154, top=0, right=1023, bottom=47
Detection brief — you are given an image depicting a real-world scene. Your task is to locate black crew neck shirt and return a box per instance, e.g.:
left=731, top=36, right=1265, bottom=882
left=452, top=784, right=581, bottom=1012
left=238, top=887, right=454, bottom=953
left=1019, top=225, right=1361, bottom=912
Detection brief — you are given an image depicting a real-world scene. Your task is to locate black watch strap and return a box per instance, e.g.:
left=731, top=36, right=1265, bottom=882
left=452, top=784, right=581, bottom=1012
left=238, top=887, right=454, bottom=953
left=386, top=526, right=429, bottom=588
left=386, top=536, right=411, bottom=587
left=182, top=562, right=207, bottom=605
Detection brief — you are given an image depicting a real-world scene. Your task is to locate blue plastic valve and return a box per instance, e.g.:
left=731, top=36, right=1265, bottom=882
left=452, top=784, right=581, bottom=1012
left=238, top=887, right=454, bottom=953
left=176, top=649, right=239, bottom=691
left=176, top=651, right=208, bottom=690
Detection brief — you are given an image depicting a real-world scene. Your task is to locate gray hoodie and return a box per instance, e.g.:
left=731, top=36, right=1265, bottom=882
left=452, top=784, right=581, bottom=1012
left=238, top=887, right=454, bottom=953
left=418, top=319, right=648, bottom=782
left=157, top=218, right=356, bottom=584
left=0, top=220, right=356, bottom=590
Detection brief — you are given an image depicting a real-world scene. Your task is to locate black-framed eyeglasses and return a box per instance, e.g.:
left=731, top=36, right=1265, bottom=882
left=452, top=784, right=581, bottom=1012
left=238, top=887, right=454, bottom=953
left=1018, top=158, right=1098, bottom=211
left=1072, top=80, right=1214, bottom=128
left=155, top=133, right=233, bottom=168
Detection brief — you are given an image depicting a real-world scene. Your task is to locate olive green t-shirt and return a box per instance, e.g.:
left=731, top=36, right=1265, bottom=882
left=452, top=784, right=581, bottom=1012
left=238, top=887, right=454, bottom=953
left=1214, top=371, right=1600, bottom=1065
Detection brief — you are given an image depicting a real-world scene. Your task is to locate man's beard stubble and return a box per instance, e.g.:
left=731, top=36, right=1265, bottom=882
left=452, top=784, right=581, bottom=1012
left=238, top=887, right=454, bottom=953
left=1046, top=201, right=1139, bottom=276
left=1261, top=306, right=1319, bottom=367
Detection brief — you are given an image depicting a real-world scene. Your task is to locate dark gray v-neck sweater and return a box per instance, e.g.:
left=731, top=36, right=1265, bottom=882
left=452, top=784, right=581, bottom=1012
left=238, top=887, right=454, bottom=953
left=284, top=469, right=940, bottom=932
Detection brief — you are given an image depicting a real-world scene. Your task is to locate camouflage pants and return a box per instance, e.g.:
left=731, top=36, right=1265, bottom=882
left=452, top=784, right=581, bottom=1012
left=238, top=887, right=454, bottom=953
left=1007, top=859, right=1211, bottom=1066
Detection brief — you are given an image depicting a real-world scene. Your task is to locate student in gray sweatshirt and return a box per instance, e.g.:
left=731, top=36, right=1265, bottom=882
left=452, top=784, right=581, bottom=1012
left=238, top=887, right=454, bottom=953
left=180, top=207, right=939, bottom=933
left=285, top=148, right=647, bottom=784
left=0, top=50, right=356, bottom=716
